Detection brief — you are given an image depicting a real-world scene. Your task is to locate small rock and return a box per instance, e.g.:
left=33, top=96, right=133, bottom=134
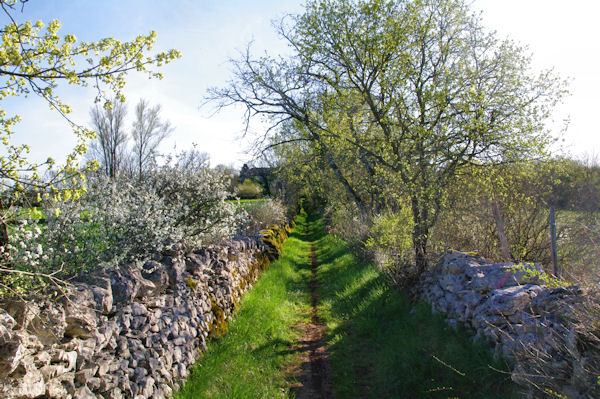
left=13, top=368, right=45, bottom=398
left=0, top=312, right=16, bottom=330
left=46, top=377, right=69, bottom=398
left=75, top=385, right=96, bottom=399
left=131, top=302, right=148, bottom=317
left=75, top=367, right=96, bottom=384
left=0, top=328, right=24, bottom=377
left=134, top=366, right=148, bottom=380
left=141, top=376, right=155, bottom=397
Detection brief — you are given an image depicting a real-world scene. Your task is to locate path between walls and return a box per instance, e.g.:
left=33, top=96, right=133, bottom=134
left=290, top=223, right=333, bottom=399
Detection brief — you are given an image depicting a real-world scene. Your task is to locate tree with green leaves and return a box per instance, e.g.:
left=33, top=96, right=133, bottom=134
left=0, top=0, right=180, bottom=201
left=0, top=0, right=179, bottom=283
left=210, top=0, right=567, bottom=275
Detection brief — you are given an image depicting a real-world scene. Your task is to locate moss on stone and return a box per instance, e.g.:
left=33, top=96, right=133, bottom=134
left=209, top=296, right=228, bottom=338
left=185, top=277, right=197, bottom=290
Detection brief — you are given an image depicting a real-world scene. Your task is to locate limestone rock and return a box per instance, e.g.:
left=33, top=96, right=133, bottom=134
left=11, top=368, right=45, bottom=398
left=419, top=251, right=600, bottom=399
left=75, top=385, right=96, bottom=399
left=91, top=277, right=114, bottom=315
left=0, top=223, right=291, bottom=399
left=0, top=326, right=23, bottom=377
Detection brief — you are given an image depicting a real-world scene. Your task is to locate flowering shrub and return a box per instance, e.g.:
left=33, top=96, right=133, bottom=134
left=242, top=198, right=287, bottom=235
left=0, top=164, right=246, bottom=294
left=0, top=219, right=51, bottom=293
left=322, top=203, right=370, bottom=248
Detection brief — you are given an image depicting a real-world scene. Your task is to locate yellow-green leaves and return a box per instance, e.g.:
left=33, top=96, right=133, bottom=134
left=0, top=3, right=181, bottom=209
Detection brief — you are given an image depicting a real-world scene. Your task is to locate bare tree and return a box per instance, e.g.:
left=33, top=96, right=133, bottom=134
left=89, top=100, right=129, bottom=178
left=131, top=99, right=173, bottom=176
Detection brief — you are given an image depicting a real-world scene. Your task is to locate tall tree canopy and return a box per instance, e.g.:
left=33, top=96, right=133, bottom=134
left=210, top=0, right=567, bottom=272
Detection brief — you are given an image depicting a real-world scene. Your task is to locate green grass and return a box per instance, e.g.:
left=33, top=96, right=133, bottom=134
left=226, top=198, right=267, bottom=211
left=176, top=210, right=518, bottom=398
left=306, top=214, right=519, bottom=399
left=226, top=198, right=266, bottom=204
left=175, top=210, right=312, bottom=399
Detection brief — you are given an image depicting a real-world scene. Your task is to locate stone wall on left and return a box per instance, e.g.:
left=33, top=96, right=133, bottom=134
left=0, top=223, right=291, bottom=399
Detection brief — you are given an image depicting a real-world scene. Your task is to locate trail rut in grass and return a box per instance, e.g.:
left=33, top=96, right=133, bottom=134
left=290, top=225, right=333, bottom=399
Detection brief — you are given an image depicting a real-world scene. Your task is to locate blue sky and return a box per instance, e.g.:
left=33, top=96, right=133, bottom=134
left=3, top=0, right=600, bottom=169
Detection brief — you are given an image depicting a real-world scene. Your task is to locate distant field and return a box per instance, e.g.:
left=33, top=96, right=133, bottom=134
left=226, top=198, right=265, bottom=204
left=227, top=198, right=266, bottom=210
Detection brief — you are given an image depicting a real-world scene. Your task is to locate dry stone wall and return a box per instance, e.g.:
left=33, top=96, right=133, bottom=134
left=418, top=251, right=600, bottom=398
left=0, top=223, right=291, bottom=399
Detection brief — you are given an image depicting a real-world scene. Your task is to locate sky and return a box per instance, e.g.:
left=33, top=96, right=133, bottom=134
left=3, top=0, right=600, bottom=169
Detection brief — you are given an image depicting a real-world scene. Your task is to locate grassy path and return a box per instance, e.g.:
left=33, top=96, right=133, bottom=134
left=175, top=211, right=312, bottom=399
left=176, top=211, right=518, bottom=398
left=291, top=226, right=333, bottom=398
left=312, top=215, right=518, bottom=398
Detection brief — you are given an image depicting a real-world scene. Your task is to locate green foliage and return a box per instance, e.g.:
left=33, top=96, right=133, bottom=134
left=432, top=161, right=560, bottom=263
left=235, top=179, right=264, bottom=199
left=429, top=158, right=600, bottom=285
left=0, top=1, right=180, bottom=208
left=213, top=0, right=567, bottom=274
left=510, top=263, right=568, bottom=288
left=365, top=207, right=415, bottom=285
left=365, top=208, right=414, bottom=265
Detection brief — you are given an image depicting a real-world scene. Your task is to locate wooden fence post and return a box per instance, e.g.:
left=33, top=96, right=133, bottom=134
left=549, top=205, right=560, bottom=279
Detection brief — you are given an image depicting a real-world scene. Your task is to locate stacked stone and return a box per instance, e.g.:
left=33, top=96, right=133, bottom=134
left=418, top=251, right=600, bottom=398
left=0, top=224, right=290, bottom=399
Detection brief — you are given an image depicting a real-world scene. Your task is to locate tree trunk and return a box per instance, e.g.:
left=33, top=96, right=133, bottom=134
left=410, top=194, right=430, bottom=276
left=0, top=198, right=10, bottom=249
left=413, top=232, right=428, bottom=275
left=309, top=128, right=368, bottom=217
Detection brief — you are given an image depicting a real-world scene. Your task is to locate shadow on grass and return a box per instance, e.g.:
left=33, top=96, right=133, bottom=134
left=176, top=210, right=519, bottom=399
left=306, top=216, right=519, bottom=399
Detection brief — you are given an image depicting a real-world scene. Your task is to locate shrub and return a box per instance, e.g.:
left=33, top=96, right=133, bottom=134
left=322, top=202, right=370, bottom=248
left=431, top=163, right=558, bottom=265
left=236, top=179, right=264, bottom=199
left=0, top=165, right=246, bottom=294
left=555, top=211, right=600, bottom=286
left=365, top=206, right=415, bottom=287
left=242, top=198, right=287, bottom=235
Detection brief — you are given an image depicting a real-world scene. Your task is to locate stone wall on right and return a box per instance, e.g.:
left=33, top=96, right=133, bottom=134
left=418, top=251, right=600, bottom=398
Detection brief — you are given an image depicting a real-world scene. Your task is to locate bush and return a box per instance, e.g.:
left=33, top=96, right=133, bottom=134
left=555, top=211, right=600, bottom=285
left=321, top=202, right=371, bottom=262
left=242, top=198, right=288, bottom=235
left=365, top=206, right=415, bottom=287
left=431, top=163, right=557, bottom=264
left=235, top=179, right=264, bottom=199
left=0, top=165, right=246, bottom=294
